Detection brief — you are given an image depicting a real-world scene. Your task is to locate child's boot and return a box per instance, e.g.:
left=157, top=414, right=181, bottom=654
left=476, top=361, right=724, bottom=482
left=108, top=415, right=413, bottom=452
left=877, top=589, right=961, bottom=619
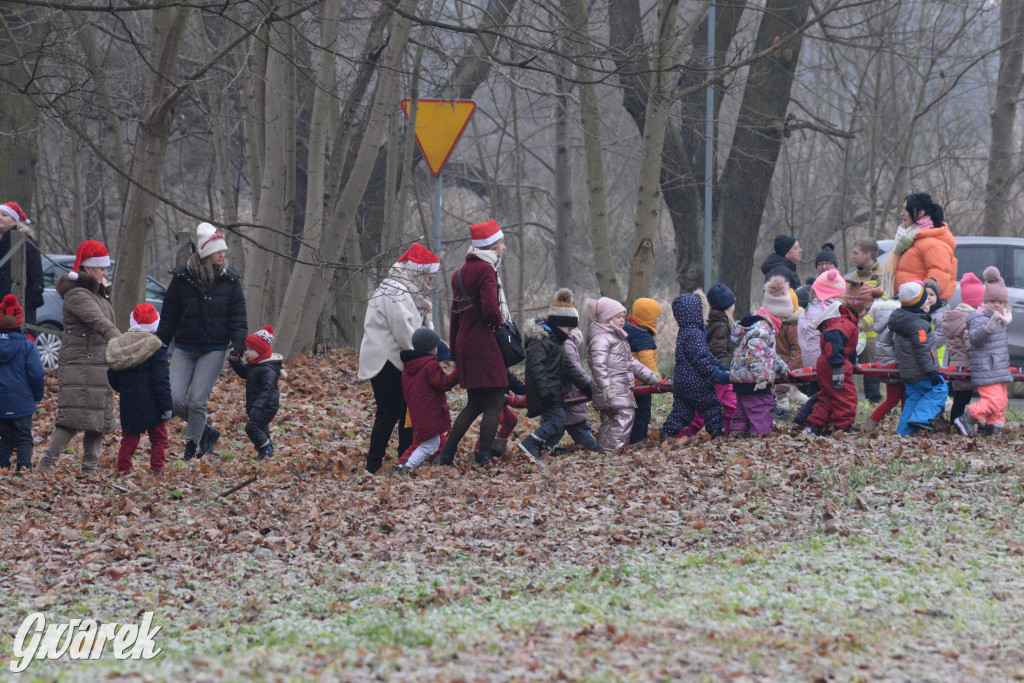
left=518, top=434, right=543, bottom=459
left=860, top=417, right=879, bottom=433
left=198, top=425, right=221, bottom=458
left=490, top=437, right=508, bottom=460
left=954, top=413, right=978, bottom=436
left=257, top=442, right=275, bottom=460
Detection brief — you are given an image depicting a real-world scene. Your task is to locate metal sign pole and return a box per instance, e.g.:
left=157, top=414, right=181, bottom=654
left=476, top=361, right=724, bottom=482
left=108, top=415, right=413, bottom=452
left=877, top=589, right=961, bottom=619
left=432, top=172, right=443, bottom=330
left=703, top=1, right=715, bottom=292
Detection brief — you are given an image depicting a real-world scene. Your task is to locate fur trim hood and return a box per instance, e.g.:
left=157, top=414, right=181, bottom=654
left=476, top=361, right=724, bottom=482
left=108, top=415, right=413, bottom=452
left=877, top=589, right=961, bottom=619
left=106, top=329, right=163, bottom=371
left=56, top=271, right=110, bottom=298
left=523, top=317, right=548, bottom=342
left=693, top=288, right=711, bottom=325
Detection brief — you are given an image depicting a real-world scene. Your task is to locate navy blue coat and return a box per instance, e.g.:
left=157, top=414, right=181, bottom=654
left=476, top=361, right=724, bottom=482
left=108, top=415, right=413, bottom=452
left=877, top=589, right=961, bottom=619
left=107, top=346, right=172, bottom=434
left=0, top=330, right=45, bottom=419
left=670, top=294, right=722, bottom=404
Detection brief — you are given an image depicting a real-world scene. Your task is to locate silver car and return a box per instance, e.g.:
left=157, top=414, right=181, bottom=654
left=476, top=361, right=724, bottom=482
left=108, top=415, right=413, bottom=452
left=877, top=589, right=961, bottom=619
left=34, top=255, right=166, bottom=370
left=876, top=236, right=1024, bottom=362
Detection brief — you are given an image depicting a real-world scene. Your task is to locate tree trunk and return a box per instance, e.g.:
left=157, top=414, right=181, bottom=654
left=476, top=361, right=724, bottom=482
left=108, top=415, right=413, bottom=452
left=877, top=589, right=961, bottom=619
left=983, top=0, right=1024, bottom=237
left=112, top=6, right=190, bottom=329
left=0, top=6, right=40, bottom=215
left=716, top=0, right=812, bottom=314
left=553, top=65, right=573, bottom=289
left=566, top=0, right=621, bottom=300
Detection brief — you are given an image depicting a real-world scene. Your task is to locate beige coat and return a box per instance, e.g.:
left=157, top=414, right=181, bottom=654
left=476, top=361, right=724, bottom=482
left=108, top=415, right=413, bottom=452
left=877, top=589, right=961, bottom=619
left=54, top=273, right=121, bottom=432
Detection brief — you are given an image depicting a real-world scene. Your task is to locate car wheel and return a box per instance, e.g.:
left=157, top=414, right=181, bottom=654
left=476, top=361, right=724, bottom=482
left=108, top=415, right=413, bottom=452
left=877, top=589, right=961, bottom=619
left=35, top=326, right=62, bottom=371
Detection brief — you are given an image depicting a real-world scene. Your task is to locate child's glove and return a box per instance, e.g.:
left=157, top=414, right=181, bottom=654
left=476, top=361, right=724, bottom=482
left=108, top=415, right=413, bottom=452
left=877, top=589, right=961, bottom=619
left=928, top=371, right=943, bottom=386
left=985, top=315, right=1000, bottom=332
left=754, top=381, right=767, bottom=391
left=581, top=384, right=594, bottom=400
left=831, top=367, right=845, bottom=390
left=159, top=410, right=173, bottom=422
left=648, top=373, right=661, bottom=386
left=711, top=368, right=730, bottom=384
left=602, top=385, right=618, bottom=402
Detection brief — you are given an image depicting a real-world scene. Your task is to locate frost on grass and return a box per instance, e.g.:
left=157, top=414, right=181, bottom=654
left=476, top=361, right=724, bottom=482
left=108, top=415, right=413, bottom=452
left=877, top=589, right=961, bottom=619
left=2, top=351, right=1023, bottom=681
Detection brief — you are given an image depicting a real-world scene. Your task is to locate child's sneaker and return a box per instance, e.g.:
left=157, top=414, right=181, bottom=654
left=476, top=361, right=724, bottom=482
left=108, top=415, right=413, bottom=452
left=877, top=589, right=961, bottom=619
left=801, top=426, right=823, bottom=437
left=773, top=407, right=791, bottom=421
left=518, top=435, right=543, bottom=459
left=393, top=463, right=413, bottom=474
left=954, top=414, right=978, bottom=436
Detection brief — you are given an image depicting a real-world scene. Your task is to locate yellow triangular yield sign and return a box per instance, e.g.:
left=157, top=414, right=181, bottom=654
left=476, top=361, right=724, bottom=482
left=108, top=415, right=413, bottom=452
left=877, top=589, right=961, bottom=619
left=400, top=99, right=477, bottom=176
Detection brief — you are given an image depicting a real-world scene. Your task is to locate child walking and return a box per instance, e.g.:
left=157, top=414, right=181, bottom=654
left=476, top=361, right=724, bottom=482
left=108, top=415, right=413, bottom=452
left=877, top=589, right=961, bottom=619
left=587, top=297, right=660, bottom=453
left=0, top=295, right=45, bottom=471
left=625, top=297, right=662, bottom=444
left=888, top=282, right=947, bottom=435
left=519, top=290, right=593, bottom=458
left=729, top=277, right=794, bottom=436
left=863, top=298, right=903, bottom=431
left=662, top=293, right=730, bottom=439
left=773, top=284, right=807, bottom=419
left=942, top=272, right=984, bottom=425
left=557, top=327, right=599, bottom=451
left=804, top=270, right=860, bottom=435
left=705, top=284, right=738, bottom=430
left=394, top=328, right=459, bottom=470
left=106, top=304, right=172, bottom=474
left=955, top=267, right=1013, bottom=437
left=228, top=325, right=282, bottom=460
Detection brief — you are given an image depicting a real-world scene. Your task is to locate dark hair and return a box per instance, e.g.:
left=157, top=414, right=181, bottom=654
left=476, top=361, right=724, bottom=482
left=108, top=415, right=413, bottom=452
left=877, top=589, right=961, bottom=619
left=853, top=239, right=878, bottom=259
left=903, top=193, right=944, bottom=226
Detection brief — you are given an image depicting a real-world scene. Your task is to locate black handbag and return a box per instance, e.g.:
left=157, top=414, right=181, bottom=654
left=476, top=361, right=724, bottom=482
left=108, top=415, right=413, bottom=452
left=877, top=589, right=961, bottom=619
left=457, top=269, right=525, bottom=367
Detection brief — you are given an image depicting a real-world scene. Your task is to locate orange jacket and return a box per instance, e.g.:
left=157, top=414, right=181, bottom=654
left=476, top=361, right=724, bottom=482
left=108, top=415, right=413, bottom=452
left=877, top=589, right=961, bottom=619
left=893, top=223, right=958, bottom=300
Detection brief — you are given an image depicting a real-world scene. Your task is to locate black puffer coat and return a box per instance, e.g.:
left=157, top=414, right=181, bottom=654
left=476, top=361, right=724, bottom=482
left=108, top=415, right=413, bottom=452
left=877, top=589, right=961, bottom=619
left=759, top=253, right=801, bottom=290
left=229, top=354, right=282, bottom=423
left=157, top=263, right=247, bottom=352
left=522, top=318, right=590, bottom=418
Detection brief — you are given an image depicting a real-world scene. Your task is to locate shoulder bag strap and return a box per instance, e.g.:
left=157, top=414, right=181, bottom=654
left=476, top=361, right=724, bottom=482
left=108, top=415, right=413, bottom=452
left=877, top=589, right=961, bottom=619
left=456, top=268, right=492, bottom=329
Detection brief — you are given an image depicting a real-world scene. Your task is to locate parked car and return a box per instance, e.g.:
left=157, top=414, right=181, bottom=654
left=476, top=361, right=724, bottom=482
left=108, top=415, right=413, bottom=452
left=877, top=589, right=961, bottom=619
left=35, top=255, right=166, bottom=370
left=873, top=236, right=1024, bottom=363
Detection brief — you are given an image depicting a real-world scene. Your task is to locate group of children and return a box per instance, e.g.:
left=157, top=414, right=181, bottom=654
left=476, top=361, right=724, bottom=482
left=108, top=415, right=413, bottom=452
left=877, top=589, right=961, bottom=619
left=0, top=293, right=284, bottom=473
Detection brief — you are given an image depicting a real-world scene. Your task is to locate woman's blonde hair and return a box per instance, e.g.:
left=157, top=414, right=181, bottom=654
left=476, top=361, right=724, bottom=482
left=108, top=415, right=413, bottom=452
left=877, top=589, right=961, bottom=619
left=188, top=251, right=224, bottom=290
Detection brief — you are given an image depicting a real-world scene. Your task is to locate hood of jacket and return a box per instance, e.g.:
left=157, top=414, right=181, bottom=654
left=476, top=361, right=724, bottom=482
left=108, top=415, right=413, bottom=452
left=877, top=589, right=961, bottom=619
left=814, top=300, right=844, bottom=329
left=912, top=222, right=956, bottom=251
left=888, top=306, right=930, bottom=336
left=524, top=317, right=566, bottom=345
left=55, top=271, right=109, bottom=299
left=0, top=331, right=29, bottom=364
left=870, top=299, right=900, bottom=333
left=760, top=253, right=797, bottom=278
left=255, top=353, right=284, bottom=375
left=783, top=306, right=803, bottom=325
left=105, top=329, right=163, bottom=371
left=672, top=293, right=705, bottom=330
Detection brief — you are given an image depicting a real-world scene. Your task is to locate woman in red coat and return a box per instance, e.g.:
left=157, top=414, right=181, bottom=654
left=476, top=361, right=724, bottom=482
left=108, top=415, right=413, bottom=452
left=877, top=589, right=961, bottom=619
left=435, top=219, right=511, bottom=467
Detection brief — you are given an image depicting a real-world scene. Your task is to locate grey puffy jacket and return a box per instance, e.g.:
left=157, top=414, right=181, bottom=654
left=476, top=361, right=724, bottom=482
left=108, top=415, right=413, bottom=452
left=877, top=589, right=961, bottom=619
left=966, top=308, right=1012, bottom=386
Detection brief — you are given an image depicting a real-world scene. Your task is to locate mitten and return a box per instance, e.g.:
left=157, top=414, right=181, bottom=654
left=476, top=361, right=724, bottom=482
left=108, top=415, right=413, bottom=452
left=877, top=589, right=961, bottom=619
left=831, top=367, right=844, bottom=390
left=581, top=384, right=594, bottom=400
left=648, top=373, right=662, bottom=386
left=985, top=315, right=1000, bottom=332
left=711, top=368, right=730, bottom=384
left=928, top=371, right=943, bottom=386
left=602, top=385, right=618, bottom=402
left=754, top=380, right=767, bottom=391
left=159, top=410, right=173, bottom=422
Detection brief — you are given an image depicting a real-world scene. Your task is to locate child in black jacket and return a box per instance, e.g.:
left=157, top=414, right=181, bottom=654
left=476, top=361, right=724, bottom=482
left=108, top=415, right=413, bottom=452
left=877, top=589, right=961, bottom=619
left=229, top=325, right=282, bottom=460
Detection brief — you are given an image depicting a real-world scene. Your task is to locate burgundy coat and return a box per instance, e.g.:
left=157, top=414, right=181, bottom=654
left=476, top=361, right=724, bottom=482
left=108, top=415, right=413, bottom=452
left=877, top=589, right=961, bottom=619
left=449, top=255, right=508, bottom=389
left=401, top=351, right=460, bottom=441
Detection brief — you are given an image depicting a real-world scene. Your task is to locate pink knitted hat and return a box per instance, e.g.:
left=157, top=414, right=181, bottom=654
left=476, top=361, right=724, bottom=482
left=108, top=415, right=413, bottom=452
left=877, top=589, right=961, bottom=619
left=959, top=272, right=984, bottom=308
left=811, top=268, right=847, bottom=302
left=585, top=296, right=626, bottom=324
left=982, top=266, right=1008, bottom=304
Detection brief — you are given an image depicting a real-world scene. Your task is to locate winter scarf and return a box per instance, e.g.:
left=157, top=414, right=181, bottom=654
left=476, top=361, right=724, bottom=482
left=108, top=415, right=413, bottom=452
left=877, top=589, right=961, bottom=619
left=882, top=215, right=932, bottom=298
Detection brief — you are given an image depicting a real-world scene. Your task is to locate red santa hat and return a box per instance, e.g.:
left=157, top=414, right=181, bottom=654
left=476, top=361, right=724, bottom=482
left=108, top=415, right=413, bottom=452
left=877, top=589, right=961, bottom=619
left=245, top=325, right=274, bottom=363
left=469, top=219, right=503, bottom=248
left=130, top=303, right=160, bottom=332
left=0, top=294, right=23, bottom=329
left=396, top=243, right=440, bottom=273
left=0, top=202, right=29, bottom=224
left=68, top=240, right=111, bottom=280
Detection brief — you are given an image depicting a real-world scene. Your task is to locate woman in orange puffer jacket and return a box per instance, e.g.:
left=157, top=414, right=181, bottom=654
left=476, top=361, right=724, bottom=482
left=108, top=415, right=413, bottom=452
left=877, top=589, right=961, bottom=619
left=885, top=192, right=958, bottom=300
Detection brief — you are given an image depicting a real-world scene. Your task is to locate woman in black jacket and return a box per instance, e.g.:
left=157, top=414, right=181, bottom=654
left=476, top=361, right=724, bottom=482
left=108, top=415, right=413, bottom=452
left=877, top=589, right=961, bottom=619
left=156, top=223, right=247, bottom=460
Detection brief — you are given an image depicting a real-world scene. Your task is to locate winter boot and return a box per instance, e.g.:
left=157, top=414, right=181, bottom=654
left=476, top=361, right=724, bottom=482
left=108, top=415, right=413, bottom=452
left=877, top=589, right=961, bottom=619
left=989, top=424, right=1003, bottom=438
left=197, top=425, right=221, bottom=458
left=433, top=442, right=457, bottom=467
left=490, top=437, right=508, bottom=460
left=860, top=417, right=880, bottom=433
left=475, top=450, right=495, bottom=467
left=908, top=419, right=936, bottom=432
left=182, top=441, right=199, bottom=461
left=954, top=413, right=978, bottom=436
left=256, top=442, right=275, bottom=461
left=518, top=434, right=543, bottom=459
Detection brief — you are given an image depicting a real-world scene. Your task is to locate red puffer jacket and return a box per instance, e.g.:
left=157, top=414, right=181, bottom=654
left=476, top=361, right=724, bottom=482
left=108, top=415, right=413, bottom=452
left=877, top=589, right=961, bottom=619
left=401, top=351, right=460, bottom=441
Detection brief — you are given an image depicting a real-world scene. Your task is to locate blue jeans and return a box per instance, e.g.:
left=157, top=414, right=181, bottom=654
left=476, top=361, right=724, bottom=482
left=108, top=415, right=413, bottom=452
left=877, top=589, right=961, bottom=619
left=897, top=379, right=948, bottom=436
left=533, top=404, right=567, bottom=445
left=169, top=346, right=229, bottom=444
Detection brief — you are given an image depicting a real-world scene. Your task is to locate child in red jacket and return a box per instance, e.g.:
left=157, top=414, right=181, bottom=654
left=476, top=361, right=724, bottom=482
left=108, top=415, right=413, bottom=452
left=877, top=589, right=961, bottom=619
left=397, top=328, right=459, bottom=471
left=805, top=270, right=860, bottom=435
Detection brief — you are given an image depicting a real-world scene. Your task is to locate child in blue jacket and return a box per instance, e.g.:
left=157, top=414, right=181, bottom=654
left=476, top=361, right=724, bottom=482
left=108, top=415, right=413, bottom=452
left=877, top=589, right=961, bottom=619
left=0, top=295, right=45, bottom=470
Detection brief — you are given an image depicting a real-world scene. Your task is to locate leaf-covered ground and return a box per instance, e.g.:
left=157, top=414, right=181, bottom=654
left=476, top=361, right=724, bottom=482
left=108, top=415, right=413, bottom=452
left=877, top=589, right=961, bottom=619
left=2, top=351, right=1023, bottom=681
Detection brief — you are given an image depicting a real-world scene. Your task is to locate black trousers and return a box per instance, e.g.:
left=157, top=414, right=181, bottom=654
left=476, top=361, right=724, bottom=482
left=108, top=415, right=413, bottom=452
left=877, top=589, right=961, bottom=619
left=0, top=416, right=33, bottom=470
left=245, top=412, right=276, bottom=451
left=949, top=388, right=973, bottom=423
left=368, top=361, right=413, bottom=473
left=446, top=386, right=507, bottom=456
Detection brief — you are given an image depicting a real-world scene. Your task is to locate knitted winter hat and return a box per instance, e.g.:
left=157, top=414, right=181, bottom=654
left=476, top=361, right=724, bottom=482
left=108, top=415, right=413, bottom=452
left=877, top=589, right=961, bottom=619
left=68, top=240, right=110, bottom=280
left=762, top=276, right=796, bottom=319
left=547, top=288, right=580, bottom=328
left=397, top=243, right=440, bottom=273
left=898, top=282, right=925, bottom=308
left=795, top=284, right=812, bottom=309
left=815, top=242, right=838, bottom=267
left=631, top=297, right=661, bottom=328
left=469, top=219, right=503, bottom=248
left=0, top=202, right=29, bottom=224
left=245, top=325, right=274, bottom=363
left=959, top=272, right=985, bottom=308
left=411, top=327, right=441, bottom=354
left=129, top=303, right=160, bottom=332
left=811, top=269, right=846, bottom=302
left=436, top=339, right=451, bottom=362
left=0, top=294, right=23, bottom=329
left=774, top=234, right=797, bottom=257
left=706, top=283, right=735, bottom=311
left=982, top=266, right=1008, bottom=303
left=585, top=296, right=626, bottom=324
left=196, top=222, right=228, bottom=259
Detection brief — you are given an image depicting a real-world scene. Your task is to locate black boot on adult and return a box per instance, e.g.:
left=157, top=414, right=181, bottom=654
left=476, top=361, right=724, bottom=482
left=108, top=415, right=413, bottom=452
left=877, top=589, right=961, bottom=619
left=183, top=441, right=199, bottom=461
left=434, top=442, right=457, bottom=467
left=475, top=450, right=496, bottom=467
left=197, top=425, right=221, bottom=458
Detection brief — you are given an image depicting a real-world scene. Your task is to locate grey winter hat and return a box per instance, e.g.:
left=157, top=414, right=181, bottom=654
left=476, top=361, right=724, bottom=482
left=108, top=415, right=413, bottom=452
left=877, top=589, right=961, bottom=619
left=411, top=327, right=441, bottom=354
